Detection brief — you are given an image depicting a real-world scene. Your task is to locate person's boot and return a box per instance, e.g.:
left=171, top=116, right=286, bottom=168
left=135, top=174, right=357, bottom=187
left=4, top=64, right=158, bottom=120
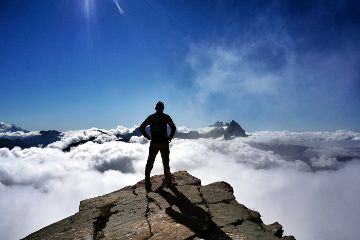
left=145, top=178, right=152, bottom=192
left=164, top=173, right=173, bottom=188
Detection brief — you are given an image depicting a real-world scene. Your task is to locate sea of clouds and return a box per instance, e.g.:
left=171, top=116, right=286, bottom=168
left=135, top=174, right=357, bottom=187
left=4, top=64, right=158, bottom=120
left=1, top=129, right=360, bottom=240
left=0, top=131, right=40, bottom=140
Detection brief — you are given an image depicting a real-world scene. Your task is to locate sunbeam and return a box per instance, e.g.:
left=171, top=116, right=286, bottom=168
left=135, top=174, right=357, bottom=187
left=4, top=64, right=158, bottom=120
left=81, top=0, right=95, bottom=20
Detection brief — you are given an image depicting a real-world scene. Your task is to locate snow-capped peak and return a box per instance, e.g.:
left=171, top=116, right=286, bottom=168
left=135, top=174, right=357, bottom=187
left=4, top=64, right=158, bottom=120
left=0, top=122, right=28, bottom=133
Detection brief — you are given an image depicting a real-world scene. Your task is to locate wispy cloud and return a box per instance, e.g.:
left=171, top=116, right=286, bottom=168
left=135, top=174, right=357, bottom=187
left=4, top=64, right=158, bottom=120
left=0, top=131, right=40, bottom=140
left=186, top=42, right=287, bottom=102
left=184, top=6, right=360, bottom=130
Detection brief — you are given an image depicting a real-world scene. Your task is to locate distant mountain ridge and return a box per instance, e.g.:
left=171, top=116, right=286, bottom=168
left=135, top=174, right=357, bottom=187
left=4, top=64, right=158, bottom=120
left=175, top=120, right=248, bottom=140
left=0, top=122, right=28, bottom=133
left=0, top=120, right=248, bottom=151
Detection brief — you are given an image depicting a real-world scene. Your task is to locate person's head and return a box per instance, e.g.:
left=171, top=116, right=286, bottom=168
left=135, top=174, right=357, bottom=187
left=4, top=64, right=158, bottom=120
left=155, top=101, right=164, bottom=113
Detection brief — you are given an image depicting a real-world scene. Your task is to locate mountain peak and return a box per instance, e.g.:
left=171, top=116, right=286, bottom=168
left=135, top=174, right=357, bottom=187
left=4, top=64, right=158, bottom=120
left=209, top=120, right=248, bottom=139
left=224, top=120, right=248, bottom=139
left=0, top=122, right=28, bottom=133
left=23, top=171, right=295, bottom=240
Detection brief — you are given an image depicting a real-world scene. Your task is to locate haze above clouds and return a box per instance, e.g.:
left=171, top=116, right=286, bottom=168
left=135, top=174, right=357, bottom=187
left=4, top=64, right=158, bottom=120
left=1, top=129, right=360, bottom=240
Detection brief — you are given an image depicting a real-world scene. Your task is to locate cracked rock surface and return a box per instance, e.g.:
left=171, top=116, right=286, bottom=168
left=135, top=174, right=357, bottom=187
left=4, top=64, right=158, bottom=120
left=22, top=171, right=296, bottom=240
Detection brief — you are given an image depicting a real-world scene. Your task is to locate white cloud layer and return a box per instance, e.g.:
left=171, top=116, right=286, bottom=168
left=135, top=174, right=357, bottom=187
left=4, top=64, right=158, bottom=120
left=0, top=131, right=40, bottom=139
left=0, top=130, right=359, bottom=240
left=47, top=125, right=136, bottom=150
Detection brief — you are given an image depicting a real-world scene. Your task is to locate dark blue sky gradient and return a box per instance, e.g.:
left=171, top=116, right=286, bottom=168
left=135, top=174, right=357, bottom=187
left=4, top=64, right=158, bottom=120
left=1, top=0, right=359, bottom=131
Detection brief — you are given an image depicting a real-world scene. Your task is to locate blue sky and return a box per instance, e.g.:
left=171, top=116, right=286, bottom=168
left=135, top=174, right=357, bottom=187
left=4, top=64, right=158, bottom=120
left=1, top=0, right=359, bottom=131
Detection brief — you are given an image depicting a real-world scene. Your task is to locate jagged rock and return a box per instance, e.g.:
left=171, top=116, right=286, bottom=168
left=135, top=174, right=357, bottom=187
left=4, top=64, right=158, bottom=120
left=176, top=120, right=248, bottom=140
left=200, top=181, right=235, bottom=203
left=22, top=171, right=295, bottom=240
left=224, top=120, right=248, bottom=139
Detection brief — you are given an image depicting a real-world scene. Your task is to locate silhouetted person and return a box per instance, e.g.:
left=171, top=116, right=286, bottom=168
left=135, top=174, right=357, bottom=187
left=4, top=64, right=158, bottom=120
left=140, top=101, right=176, bottom=192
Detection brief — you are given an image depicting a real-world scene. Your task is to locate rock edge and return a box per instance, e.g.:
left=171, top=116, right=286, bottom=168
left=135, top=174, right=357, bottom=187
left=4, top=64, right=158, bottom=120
left=23, top=171, right=296, bottom=240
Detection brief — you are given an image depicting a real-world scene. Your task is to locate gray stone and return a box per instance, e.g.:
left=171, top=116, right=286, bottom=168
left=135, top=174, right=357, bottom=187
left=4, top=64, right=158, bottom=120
left=266, top=222, right=284, bottom=237
left=208, top=201, right=251, bottom=227
left=176, top=185, right=203, bottom=204
left=222, top=220, right=281, bottom=240
left=200, top=181, right=235, bottom=204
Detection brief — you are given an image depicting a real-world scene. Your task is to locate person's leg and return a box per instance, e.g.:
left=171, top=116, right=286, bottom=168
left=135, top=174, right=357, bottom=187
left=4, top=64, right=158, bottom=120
left=145, top=142, right=159, bottom=190
left=159, top=142, right=172, bottom=185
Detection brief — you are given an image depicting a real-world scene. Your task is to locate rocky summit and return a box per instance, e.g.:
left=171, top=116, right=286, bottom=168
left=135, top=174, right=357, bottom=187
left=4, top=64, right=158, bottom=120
left=22, top=171, right=296, bottom=240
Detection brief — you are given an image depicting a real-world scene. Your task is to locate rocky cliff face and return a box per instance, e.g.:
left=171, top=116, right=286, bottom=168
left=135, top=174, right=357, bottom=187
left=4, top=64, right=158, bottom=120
left=22, top=171, right=295, bottom=240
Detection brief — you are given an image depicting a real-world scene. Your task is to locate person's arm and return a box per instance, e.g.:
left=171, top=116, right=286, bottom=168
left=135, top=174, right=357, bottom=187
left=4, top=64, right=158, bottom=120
left=140, top=117, right=151, bottom=140
left=167, top=116, right=176, bottom=142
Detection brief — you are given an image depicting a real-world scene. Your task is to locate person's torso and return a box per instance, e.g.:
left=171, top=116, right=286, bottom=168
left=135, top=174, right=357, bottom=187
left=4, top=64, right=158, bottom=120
left=149, top=113, right=169, bottom=143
